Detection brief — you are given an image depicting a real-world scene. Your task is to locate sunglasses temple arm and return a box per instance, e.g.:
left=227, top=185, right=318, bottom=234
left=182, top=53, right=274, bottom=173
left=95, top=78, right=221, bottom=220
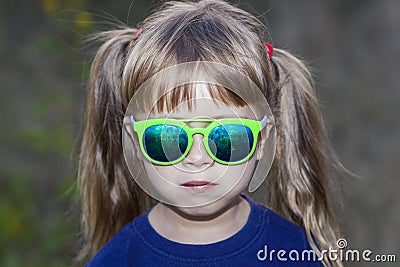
left=130, top=115, right=135, bottom=128
left=261, top=115, right=267, bottom=130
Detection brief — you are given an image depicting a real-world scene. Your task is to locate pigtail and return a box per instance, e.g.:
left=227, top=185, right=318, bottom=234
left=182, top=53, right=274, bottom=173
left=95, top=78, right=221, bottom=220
left=267, top=48, right=342, bottom=267
left=77, top=28, right=151, bottom=260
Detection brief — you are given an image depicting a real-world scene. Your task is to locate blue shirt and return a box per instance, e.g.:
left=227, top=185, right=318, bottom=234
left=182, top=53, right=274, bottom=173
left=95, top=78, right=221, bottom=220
left=86, top=195, right=322, bottom=266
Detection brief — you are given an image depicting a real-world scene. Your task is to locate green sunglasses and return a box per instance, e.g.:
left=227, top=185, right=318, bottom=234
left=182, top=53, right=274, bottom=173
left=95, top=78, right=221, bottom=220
left=130, top=115, right=267, bottom=165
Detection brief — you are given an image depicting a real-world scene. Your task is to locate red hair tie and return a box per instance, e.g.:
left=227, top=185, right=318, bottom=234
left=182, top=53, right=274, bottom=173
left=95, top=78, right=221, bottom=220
left=134, top=28, right=143, bottom=38
left=264, top=42, right=273, bottom=59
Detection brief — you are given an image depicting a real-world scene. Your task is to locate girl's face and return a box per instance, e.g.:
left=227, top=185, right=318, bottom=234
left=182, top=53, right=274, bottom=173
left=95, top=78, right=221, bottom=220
left=125, top=85, right=265, bottom=217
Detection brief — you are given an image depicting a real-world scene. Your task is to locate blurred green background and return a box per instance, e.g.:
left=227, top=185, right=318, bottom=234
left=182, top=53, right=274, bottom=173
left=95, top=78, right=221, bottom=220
left=0, top=0, right=398, bottom=266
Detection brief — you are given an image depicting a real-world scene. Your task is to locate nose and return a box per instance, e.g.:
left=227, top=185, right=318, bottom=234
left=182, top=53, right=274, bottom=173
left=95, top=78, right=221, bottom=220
left=181, top=133, right=214, bottom=168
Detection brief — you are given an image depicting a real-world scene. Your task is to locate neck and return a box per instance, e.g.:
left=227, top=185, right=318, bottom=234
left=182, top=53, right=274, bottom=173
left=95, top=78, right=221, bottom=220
left=148, top=195, right=251, bottom=244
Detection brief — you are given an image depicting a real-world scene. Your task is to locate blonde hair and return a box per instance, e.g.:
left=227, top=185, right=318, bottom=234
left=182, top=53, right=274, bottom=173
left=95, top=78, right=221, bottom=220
left=78, top=1, right=343, bottom=266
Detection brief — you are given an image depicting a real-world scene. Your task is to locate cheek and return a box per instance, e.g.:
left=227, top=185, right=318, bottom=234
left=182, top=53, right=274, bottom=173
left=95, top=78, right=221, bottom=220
left=211, top=157, right=257, bottom=191
left=141, top=162, right=184, bottom=203
left=143, top=162, right=176, bottom=183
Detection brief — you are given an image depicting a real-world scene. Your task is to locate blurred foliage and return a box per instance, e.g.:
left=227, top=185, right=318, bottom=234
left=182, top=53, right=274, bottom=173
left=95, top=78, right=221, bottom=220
left=1, top=0, right=96, bottom=266
left=0, top=0, right=154, bottom=265
left=0, top=0, right=399, bottom=266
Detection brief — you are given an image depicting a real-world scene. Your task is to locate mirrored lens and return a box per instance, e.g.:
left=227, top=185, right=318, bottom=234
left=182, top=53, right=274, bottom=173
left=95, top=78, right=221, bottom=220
left=143, top=125, right=188, bottom=162
left=208, top=124, right=254, bottom=162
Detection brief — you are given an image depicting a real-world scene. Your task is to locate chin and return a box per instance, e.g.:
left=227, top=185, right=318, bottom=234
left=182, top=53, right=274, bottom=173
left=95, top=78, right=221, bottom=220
left=171, top=190, right=243, bottom=220
left=173, top=200, right=226, bottom=219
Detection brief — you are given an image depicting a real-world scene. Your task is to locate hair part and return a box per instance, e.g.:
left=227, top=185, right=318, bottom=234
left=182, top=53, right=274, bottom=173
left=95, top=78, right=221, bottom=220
left=77, top=1, right=343, bottom=266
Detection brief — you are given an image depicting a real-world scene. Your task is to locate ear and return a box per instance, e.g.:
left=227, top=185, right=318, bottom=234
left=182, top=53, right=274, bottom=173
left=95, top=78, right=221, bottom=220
left=256, top=118, right=274, bottom=160
left=123, top=116, right=144, bottom=161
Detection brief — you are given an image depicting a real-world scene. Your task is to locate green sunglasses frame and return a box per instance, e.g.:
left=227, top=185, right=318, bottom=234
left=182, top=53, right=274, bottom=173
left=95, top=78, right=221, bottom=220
left=130, top=115, right=267, bottom=166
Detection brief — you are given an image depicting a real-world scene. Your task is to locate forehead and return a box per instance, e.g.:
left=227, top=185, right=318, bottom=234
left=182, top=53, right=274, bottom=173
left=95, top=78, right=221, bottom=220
left=149, top=84, right=257, bottom=120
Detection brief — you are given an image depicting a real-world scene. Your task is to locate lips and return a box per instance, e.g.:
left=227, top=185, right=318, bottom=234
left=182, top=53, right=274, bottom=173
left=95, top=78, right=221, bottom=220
left=181, top=181, right=213, bottom=187
left=180, top=181, right=217, bottom=192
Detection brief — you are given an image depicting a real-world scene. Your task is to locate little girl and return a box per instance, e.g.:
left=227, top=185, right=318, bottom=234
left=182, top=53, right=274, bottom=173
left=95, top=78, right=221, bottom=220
left=78, top=0, right=343, bottom=266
